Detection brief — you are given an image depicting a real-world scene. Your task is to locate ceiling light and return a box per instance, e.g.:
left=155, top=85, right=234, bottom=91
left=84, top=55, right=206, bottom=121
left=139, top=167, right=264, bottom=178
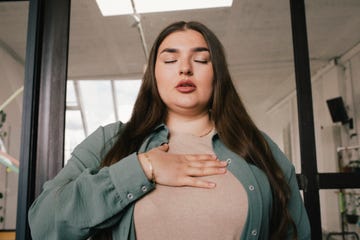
left=96, top=0, right=233, bottom=16
left=95, top=0, right=133, bottom=16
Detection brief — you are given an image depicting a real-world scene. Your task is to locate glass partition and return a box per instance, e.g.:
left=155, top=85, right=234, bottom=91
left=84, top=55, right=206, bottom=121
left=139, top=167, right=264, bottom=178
left=305, top=1, right=360, bottom=174
left=66, top=0, right=299, bottom=171
left=305, top=1, right=360, bottom=237
left=0, top=1, right=28, bottom=236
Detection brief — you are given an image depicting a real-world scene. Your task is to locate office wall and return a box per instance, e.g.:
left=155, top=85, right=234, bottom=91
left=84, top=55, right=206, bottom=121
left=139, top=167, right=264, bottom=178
left=263, top=43, right=360, bottom=233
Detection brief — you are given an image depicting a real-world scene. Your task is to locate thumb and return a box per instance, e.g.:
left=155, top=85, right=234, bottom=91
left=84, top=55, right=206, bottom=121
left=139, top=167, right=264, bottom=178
left=158, top=143, right=169, bottom=152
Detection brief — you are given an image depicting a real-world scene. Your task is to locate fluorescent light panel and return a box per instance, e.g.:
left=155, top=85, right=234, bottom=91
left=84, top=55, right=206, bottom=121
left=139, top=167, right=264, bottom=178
left=96, top=0, right=133, bottom=16
left=96, top=0, right=233, bottom=16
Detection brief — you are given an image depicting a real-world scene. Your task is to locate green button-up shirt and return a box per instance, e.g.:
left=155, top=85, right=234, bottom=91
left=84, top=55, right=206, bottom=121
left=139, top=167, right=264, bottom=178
left=28, top=121, right=310, bottom=239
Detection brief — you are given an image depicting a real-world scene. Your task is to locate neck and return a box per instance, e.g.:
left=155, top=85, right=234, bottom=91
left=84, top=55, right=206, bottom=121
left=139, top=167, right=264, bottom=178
left=166, top=110, right=214, bottom=137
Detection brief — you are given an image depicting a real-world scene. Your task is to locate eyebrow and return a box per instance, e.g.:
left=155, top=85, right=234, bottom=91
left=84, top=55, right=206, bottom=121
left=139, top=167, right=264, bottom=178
left=159, top=47, right=210, bottom=54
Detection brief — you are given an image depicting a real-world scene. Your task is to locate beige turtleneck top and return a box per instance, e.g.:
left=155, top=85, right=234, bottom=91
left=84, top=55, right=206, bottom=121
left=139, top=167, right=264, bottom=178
left=134, top=129, right=248, bottom=240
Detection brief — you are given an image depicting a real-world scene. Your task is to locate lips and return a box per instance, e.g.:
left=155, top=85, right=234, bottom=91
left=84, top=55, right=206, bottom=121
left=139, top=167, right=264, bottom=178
left=176, top=80, right=196, bottom=93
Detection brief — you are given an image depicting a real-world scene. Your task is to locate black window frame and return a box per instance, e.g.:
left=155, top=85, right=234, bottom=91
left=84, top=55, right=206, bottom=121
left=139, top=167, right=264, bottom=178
left=3, top=0, right=358, bottom=239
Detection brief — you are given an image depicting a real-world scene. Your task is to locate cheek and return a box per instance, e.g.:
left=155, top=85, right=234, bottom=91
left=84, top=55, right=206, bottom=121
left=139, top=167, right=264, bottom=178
left=155, top=63, right=167, bottom=83
left=155, top=64, right=164, bottom=87
left=155, top=65, right=175, bottom=89
left=155, top=65, right=169, bottom=101
left=202, top=69, right=214, bottom=88
left=203, top=71, right=214, bottom=98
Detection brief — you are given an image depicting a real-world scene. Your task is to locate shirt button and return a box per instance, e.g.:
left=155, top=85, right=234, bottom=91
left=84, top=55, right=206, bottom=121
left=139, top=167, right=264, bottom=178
left=141, top=186, right=148, bottom=192
left=249, top=185, right=255, bottom=191
left=251, top=229, right=257, bottom=236
left=226, top=158, right=232, bottom=165
left=127, top=193, right=134, bottom=199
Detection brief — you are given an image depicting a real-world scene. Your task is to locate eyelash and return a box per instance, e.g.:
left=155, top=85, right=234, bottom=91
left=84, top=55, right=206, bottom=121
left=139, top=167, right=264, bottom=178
left=164, top=60, right=177, bottom=63
left=194, top=60, right=208, bottom=64
left=164, top=59, right=209, bottom=64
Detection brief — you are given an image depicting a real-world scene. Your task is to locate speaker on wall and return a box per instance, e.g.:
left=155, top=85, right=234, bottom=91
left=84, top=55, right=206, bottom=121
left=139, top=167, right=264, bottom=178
left=326, top=96, right=353, bottom=129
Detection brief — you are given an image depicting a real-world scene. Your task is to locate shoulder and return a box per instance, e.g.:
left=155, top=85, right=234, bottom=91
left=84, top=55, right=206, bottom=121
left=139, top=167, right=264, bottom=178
left=78, top=121, right=124, bottom=147
left=71, top=121, right=126, bottom=163
left=102, top=121, right=125, bottom=141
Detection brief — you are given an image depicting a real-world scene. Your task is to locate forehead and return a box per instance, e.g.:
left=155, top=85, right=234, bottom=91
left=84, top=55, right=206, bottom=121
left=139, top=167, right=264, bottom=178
left=158, top=29, right=208, bottom=52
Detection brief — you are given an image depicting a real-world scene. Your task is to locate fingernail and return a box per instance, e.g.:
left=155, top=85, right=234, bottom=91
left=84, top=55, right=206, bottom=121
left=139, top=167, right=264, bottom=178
left=209, top=182, right=216, bottom=188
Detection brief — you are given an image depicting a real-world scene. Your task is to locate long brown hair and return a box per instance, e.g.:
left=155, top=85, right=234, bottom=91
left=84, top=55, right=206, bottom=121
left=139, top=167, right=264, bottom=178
left=96, top=21, right=297, bottom=240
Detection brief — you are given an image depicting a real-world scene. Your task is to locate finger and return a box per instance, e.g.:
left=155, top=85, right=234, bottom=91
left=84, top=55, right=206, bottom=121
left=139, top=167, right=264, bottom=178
left=188, top=159, right=228, bottom=168
left=185, top=166, right=227, bottom=176
left=183, top=154, right=217, bottom=161
left=182, top=177, right=217, bottom=189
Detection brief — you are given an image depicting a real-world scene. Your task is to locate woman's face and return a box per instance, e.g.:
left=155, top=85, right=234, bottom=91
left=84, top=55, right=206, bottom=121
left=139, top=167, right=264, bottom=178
left=155, top=29, right=214, bottom=117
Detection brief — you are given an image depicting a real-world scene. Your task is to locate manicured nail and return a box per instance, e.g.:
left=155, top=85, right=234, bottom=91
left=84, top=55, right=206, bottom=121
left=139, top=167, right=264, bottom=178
left=208, top=182, right=216, bottom=188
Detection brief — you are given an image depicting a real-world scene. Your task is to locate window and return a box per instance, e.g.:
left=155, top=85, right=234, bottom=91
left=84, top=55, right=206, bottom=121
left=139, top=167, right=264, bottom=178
left=64, top=80, right=141, bottom=163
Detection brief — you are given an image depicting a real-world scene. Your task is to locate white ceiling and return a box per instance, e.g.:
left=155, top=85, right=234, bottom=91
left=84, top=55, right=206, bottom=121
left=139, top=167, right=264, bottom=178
left=1, top=0, right=360, bottom=124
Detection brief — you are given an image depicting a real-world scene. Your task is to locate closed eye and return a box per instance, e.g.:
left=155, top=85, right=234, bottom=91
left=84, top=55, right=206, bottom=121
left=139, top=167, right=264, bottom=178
left=194, top=59, right=209, bottom=64
left=164, top=60, right=177, bottom=63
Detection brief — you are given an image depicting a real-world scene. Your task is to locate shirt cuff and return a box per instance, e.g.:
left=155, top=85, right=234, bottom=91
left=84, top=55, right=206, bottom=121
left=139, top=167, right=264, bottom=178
left=109, top=152, right=155, bottom=205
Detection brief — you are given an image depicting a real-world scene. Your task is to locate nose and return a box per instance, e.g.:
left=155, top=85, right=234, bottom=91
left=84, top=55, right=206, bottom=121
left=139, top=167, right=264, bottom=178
left=179, top=60, right=193, bottom=76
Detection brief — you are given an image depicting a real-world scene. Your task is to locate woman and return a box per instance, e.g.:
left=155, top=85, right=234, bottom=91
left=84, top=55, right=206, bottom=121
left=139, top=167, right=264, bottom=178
left=28, top=21, right=310, bottom=239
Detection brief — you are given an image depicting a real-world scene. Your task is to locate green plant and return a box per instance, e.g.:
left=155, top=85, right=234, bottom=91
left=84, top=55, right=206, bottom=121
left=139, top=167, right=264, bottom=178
left=345, top=192, right=360, bottom=224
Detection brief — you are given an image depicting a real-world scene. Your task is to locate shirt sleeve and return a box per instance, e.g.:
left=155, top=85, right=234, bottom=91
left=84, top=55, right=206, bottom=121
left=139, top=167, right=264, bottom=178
left=28, top=122, right=155, bottom=240
left=286, top=165, right=311, bottom=240
left=262, top=133, right=311, bottom=240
